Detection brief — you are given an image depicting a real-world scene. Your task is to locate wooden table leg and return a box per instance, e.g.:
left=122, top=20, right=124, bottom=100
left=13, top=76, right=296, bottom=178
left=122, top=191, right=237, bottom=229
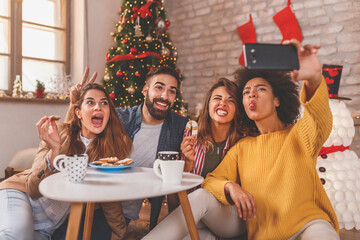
left=177, top=190, right=200, bottom=240
left=83, top=202, right=95, bottom=240
left=66, top=202, right=84, bottom=240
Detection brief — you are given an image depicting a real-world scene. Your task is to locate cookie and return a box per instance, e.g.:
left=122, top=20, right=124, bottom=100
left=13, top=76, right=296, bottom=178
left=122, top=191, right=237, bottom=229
left=49, top=115, right=61, bottom=121
left=91, top=161, right=103, bottom=165
left=99, top=157, right=119, bottom=163
left=114, top=158, right=134, bottom=166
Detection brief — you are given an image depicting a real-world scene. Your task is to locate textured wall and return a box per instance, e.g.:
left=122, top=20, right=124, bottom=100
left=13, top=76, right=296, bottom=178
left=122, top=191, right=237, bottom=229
left=166, top=0, right=360, bottom=115
left=165, top=0, right=360, bottom=154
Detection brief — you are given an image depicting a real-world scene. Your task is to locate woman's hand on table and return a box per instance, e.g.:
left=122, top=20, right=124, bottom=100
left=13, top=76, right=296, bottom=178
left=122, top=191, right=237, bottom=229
left=181, top=136, right=195, bottom=172
left=224, top=182, right=256, bottom=221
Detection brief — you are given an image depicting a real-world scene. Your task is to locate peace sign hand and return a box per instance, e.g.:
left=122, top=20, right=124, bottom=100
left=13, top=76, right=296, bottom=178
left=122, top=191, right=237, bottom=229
left=70, top=67, right=97, bottom=104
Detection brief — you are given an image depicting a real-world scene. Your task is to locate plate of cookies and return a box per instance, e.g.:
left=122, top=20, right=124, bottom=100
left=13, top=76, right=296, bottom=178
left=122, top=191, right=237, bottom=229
left=89, top=157, right=136, bottom=171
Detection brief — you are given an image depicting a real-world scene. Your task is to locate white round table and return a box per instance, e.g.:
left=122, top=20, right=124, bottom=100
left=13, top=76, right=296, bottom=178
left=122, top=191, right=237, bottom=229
left=39, top=167, right=203, bottom=240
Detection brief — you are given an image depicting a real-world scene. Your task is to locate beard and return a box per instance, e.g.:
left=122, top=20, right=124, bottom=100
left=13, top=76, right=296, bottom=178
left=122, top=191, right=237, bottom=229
left=145, top=94, right=172, bottom=121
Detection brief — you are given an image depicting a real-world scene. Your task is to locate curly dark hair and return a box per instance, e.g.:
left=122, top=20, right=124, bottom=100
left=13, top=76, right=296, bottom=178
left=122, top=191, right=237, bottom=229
left=234, top=67, right=300, bottom=134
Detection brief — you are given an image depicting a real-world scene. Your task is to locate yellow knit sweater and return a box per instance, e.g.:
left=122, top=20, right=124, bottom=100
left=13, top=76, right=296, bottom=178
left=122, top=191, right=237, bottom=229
left=203, top=80, right=339, bottom=240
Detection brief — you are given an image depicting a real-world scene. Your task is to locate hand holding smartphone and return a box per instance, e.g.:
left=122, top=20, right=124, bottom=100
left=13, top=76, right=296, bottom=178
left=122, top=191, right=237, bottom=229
left=243, top=43, right=299, bottom=71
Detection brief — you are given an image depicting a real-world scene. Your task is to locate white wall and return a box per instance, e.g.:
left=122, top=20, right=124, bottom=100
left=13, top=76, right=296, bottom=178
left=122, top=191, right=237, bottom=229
left=0, top=0, right=122, bottom=178
left=0, top=101, right=68, bottom=178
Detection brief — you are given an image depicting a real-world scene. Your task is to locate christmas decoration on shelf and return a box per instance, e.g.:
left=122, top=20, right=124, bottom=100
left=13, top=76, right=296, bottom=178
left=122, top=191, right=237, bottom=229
left=103, top=0, right=186, bottom=116
left=35, top=80, right=45, bottom=98
left=12, top=75, right=23, bottom=98
left=48, top=73, right=72, bottom=100
left=315, top=65, right=360, bottom=230
left=0, top=90, right=9, bottom=98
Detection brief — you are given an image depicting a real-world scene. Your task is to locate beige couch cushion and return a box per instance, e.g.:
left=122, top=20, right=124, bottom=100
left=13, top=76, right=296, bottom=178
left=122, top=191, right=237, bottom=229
left=8, top=147, right=38, bottom=169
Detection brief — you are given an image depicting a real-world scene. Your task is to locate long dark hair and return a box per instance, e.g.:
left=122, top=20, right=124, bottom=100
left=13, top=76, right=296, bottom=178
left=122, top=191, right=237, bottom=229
left=234, top=67, right=300, bottom=135
left=196, top=78, right=244, bottom=150
left=65, top=83, right=132, bottom=162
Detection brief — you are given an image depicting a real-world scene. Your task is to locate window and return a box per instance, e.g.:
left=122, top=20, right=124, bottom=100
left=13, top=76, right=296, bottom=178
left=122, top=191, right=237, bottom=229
left=0, top=0, right=69, bottom=94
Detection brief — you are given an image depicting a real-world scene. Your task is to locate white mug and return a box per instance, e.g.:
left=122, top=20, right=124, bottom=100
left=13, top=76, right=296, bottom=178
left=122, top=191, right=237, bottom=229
left=53, top=154, right=88, bottom=183
left=153, top=159, right=184, bottom=185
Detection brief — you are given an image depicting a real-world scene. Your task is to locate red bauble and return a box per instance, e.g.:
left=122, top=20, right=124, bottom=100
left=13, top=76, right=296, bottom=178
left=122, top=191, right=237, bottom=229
left=109, top=93, right=115, bottom=100
left=36, top=88, right=45, bottom=98
left=116, top=70, right=124, bottom=77
left=165, top=20, right=171, bottom=27
left=150, top=66, right=155, bottom=70
left=135, top=72, right=141, bottom=77
left=119, top=7, right=122, bottom=12
left=132, top=6, right=139, bottom=13
left=106, top=53, right=110, bottom=61
left=130, top=47, right=138, bottom=54
left=122, top=39, right=128, bottom=44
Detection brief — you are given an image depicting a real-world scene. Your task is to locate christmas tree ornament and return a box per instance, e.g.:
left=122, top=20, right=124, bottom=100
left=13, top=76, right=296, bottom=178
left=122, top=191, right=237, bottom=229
left=122, top=39, right=128, bottom=44
left=116, top=70, right=124, bottom=77
left=134, top=16, right=144, bottom=37
left=110, top=93, right=115, bottom=100
left=165, top=20, right=171, bottom=27
left=237, top=14, right=257, bottom=66
left=135, top=72, right=141, bottom=77
left=157, top=19, right=165, bottom=29
left=145, top=34, right=153, bottom=43
left=273, top=0, right=303, bottom=43
left=130, top=47, right=138, bottom=54
left=12, top=75, right=23, bottom=98
left=128, top=85, right=135, bottom=94
left=104, top=74, right=111, bottom=82
left=161, top=46, right=170, bottom=57
left=132, top=5, right=139, bottom=13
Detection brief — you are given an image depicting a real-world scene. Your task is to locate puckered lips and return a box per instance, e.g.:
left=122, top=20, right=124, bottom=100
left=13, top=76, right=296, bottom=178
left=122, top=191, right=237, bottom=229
left=216, top=107, right=228, bottom=117
left=249, top=100, right=257, bottom=111
left=154, top=99, right=170, bottom=110
left=91, top=114, right=104, bottom=128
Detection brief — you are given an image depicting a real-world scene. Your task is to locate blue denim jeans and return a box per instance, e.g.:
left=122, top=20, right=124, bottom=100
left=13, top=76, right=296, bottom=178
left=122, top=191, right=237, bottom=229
left=0, top=189, right=50, bottom=240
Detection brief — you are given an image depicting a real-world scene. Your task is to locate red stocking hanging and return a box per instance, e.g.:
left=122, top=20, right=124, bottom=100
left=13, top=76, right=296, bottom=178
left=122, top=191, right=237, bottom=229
left=273, top=0, right=303, bottom=43
left=237, top=14, right=257, bottom=66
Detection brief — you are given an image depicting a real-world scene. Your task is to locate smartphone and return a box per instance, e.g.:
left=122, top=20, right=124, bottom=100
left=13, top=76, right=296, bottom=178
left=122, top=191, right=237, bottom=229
left=243, top=43, right=299, bottom=71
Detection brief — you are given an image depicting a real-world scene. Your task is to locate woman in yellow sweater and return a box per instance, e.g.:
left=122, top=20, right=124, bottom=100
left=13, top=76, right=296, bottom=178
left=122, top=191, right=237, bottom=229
left=144, top=39, right=339, bottom=240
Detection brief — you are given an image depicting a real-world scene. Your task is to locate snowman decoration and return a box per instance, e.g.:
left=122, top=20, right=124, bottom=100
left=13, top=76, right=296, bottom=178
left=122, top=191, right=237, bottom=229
left=316, top=64, right=360, bottom=230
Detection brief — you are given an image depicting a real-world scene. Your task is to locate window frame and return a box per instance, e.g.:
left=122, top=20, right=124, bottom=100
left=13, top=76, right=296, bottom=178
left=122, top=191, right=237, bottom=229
left=2, top=0, right=70, bottom=96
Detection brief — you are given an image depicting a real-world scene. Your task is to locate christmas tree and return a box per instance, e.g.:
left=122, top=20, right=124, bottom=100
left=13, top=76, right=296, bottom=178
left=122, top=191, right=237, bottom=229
left=103, top=0, right=185, bottom=114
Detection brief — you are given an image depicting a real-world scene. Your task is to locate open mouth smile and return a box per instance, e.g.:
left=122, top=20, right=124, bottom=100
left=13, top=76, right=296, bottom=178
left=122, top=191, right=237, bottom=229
left=91, top=114, right=104, bottom=127
left=216, top=108, right=228, bottom=117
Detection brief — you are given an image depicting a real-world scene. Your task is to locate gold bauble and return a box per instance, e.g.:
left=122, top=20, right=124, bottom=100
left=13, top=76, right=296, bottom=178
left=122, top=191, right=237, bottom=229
left=104, top=75, right=111, bottom=82
left=145, top=35, right=153, bottom=43
left=128, top=86, right=135, bottom=94
left=161, top=47, right=170, bottom=57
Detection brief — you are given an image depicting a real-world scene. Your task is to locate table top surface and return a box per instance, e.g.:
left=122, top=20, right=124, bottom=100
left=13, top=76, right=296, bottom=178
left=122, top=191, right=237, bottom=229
left=39, top=167, right=203, bottom=202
